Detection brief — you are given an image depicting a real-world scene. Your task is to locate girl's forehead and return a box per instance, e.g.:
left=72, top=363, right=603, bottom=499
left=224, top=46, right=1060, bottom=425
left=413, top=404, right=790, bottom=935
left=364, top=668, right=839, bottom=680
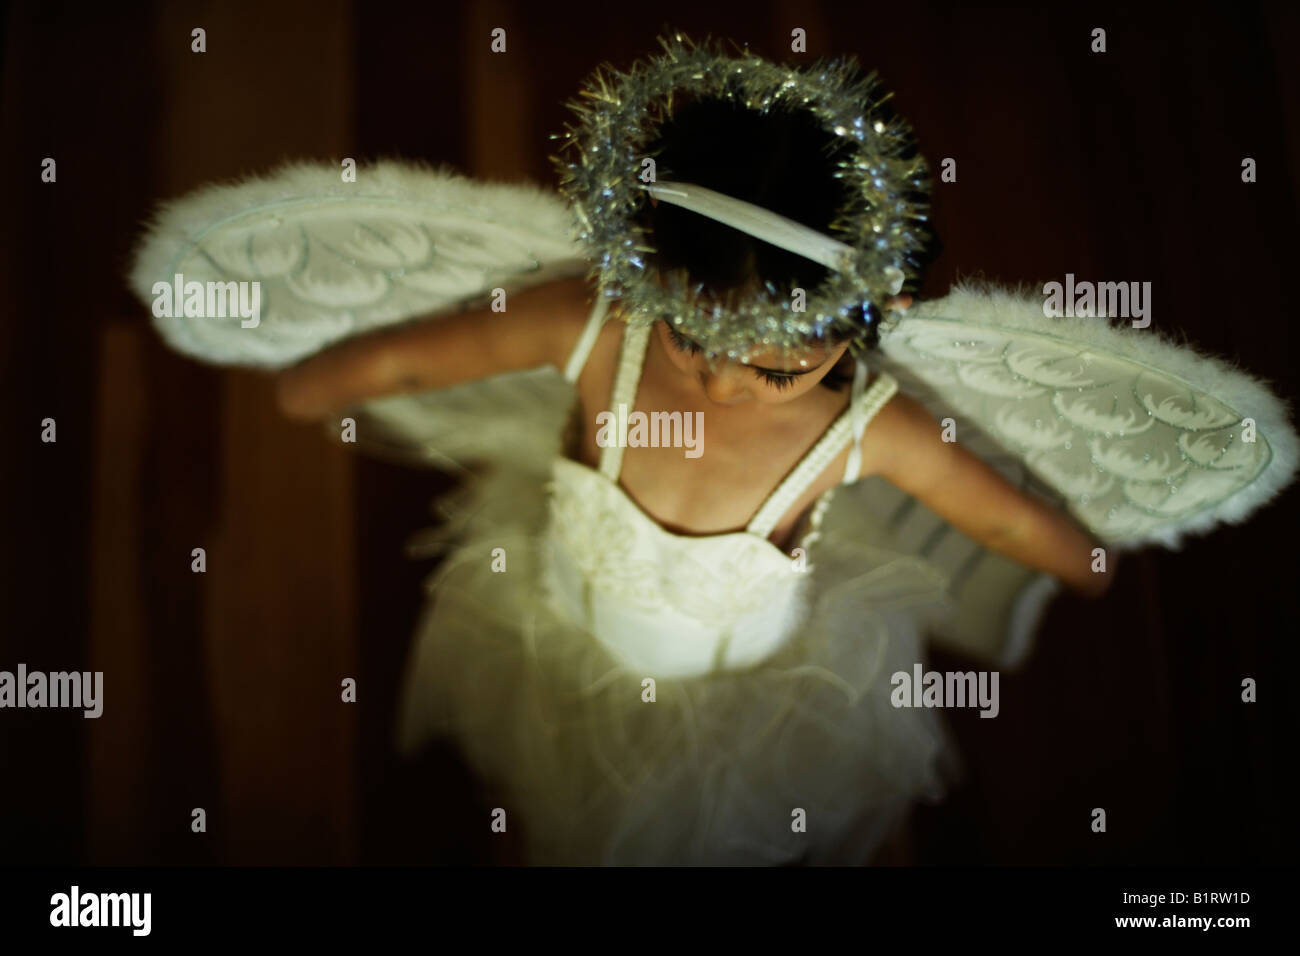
left=738, top=341, right=835, bottom=366
left=694, top=332, right=839, bottom=367
left=707, top=325, right=839, bottom=363
left=643, top=302, right=845, bottom=365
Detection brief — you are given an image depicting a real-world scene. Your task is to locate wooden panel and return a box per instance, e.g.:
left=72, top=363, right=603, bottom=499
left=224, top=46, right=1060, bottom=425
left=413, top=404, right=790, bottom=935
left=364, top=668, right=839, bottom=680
left=467, top=0, right=534, bottom=179
left=93, top=0, right=359, bottom=864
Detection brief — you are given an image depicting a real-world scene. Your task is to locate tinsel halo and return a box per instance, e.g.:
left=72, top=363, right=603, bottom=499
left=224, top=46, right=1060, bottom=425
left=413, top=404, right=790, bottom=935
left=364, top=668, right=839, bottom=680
left=548, top=32, right=932, bottom=360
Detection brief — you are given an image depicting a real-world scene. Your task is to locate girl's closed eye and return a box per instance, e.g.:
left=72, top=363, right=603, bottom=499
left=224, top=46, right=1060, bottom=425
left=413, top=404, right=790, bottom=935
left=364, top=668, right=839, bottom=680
left=754, top=369, right=799, bottom=391
left=666, top=325, right=702, bottom=355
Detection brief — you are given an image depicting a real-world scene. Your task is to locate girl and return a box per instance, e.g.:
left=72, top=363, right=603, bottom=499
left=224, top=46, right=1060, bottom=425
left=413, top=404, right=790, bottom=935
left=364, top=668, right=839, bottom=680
left=133, top=35, right=1291, bottom=865
left=271, top=86, right=1110, bottom=866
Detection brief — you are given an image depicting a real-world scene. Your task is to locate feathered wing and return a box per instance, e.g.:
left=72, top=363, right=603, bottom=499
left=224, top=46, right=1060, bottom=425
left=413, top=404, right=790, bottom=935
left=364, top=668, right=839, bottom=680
left=877, top=282, right=1298, bottom=549
left=127, top=158, right=589, bottom=473
left=861, top=282, right=1298, bottom=665
left=128, top=158, right=587, bottom=368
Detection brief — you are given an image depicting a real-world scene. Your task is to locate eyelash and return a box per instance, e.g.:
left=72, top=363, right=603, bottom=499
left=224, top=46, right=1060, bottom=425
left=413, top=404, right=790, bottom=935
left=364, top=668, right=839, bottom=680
left=756, top=370, right=799, bottom=390
left=666, top=326, right=799, bottom=390
left=666, top=326, right=702, bottom=355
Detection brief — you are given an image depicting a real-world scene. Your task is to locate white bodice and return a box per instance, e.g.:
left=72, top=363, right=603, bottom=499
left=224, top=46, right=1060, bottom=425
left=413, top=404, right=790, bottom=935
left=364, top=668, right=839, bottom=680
left=543, top=456, right=817, bottom=677
left=542, top=299, right=898, bottom=678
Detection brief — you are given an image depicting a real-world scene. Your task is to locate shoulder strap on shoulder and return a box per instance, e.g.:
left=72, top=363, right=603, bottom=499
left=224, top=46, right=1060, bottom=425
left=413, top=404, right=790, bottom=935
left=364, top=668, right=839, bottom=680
left=843, top=363, right=897, bottom=483
left=598, top=320, right=652, bottom=480
left=563, top=295, right=612, bottom=384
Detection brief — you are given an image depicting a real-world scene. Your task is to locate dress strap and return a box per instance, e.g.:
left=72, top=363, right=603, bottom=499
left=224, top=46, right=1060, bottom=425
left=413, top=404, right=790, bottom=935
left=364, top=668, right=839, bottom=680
left=597, top=320, right=653, bottom=480
left=745, top=367, right=898, bottom=538
left=562, top=294, right=612, bottom=384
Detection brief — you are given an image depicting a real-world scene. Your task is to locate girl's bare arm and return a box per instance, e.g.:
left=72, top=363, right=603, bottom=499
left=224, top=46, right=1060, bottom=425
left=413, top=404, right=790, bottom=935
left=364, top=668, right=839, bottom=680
left=866, top=392, right=1114, bottom=598
left=274, top=275, right=594, bottom=421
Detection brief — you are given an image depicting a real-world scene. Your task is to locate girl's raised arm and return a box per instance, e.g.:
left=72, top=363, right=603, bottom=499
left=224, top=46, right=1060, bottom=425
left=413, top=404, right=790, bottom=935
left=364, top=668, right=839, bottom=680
left=274, top=276, right=594, bottom=421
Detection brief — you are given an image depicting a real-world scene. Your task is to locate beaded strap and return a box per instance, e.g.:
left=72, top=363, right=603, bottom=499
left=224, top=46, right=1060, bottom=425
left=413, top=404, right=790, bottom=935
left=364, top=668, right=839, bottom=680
left=746, top=370, right=898, bottom=538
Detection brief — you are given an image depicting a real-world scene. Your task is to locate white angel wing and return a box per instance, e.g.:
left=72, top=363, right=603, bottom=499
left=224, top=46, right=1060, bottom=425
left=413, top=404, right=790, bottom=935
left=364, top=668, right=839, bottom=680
left=856, top=282, right=1297, bottom=667
left=876, top=282, right=1299, bottom=551
left=127, top=159, right=587, bottom=369
left=127, top=159, right=592, bottom=478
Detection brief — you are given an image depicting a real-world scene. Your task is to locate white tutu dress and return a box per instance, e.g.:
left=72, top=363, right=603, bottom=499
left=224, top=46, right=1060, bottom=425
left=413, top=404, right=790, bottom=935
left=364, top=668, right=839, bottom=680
left=395, top=296, right=959, bottom=865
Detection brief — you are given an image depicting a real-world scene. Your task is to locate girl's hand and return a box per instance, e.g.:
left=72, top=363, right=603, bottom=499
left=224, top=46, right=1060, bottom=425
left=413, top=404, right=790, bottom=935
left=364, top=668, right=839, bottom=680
left=885, top=295, right=912, bottom=311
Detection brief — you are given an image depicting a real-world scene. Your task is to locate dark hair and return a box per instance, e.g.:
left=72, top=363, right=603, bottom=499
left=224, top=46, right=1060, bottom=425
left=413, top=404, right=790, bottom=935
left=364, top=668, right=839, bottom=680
left=635, top=85, right=941, bottom=390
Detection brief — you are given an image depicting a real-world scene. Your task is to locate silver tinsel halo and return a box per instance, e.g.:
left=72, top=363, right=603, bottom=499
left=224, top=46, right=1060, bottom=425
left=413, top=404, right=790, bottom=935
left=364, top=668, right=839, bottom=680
left=548, top=32, right=932, bottom=360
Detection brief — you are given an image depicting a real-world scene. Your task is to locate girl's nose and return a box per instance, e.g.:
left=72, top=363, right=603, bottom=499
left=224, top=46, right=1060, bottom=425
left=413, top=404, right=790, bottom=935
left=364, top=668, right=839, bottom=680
left=700, top=364, right=750, bottom=404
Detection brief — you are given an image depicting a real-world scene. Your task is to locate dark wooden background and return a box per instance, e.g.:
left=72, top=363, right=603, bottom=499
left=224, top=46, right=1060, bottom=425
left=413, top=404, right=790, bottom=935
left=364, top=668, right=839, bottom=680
left=2, top=0, right=1296, bottom=865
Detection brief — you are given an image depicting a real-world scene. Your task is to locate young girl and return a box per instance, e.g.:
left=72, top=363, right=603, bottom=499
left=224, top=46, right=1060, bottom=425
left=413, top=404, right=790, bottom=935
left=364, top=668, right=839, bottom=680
left=270, top=89, right=1111, bottom=867
left=133, top=35, right=1292, bottom=866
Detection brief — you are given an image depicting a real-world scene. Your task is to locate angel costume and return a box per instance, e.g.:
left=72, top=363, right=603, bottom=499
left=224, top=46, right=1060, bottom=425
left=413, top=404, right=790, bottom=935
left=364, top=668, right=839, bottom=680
left=128, top=36, right=1298, bottom=865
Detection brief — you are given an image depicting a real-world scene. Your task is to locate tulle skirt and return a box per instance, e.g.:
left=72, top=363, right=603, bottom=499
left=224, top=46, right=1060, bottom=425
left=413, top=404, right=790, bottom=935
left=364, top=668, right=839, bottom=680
left=396, top=464, right=960, bottom=865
